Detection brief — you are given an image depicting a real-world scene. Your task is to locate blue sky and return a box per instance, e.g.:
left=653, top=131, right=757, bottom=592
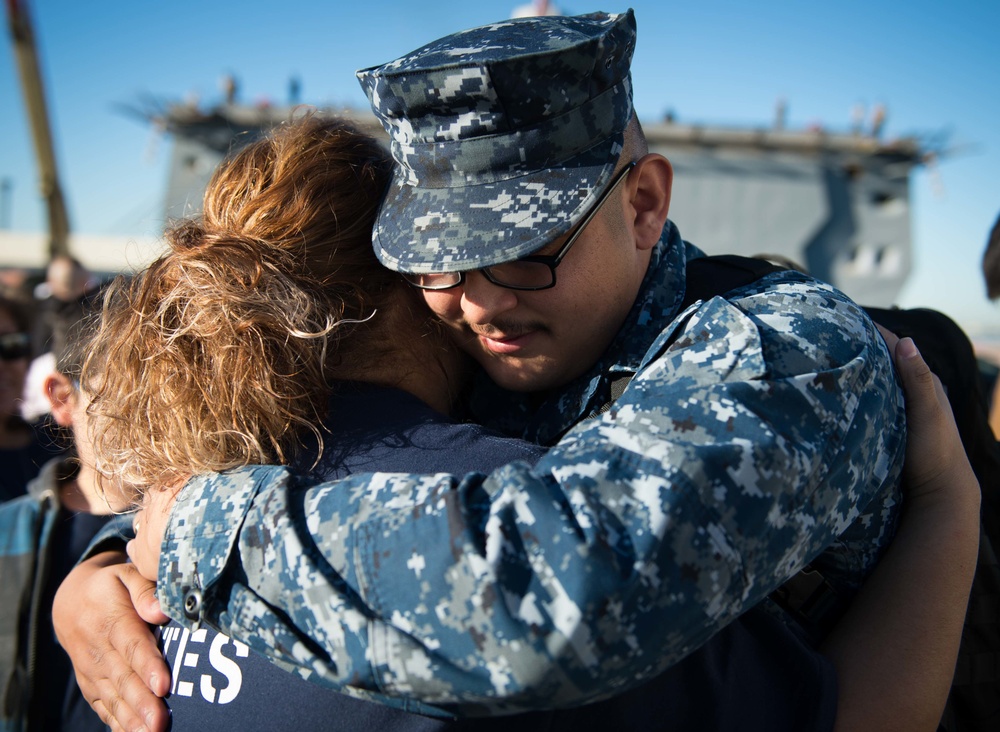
left=2, top=0, right=998, bottom=336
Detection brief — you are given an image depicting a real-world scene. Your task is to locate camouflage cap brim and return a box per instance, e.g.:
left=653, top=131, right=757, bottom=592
left=373, top=115, right=627, bottom=273
left=358, top=10, right=637, bottom=273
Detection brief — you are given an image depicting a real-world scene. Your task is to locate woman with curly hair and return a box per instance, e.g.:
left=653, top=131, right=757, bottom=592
left=76, top=115, right=543, bottom=731
left=87, top=116, right=485, bottom=498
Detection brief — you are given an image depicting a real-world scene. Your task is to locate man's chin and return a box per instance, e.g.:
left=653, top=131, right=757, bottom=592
left=478, top=356, right=560, bottom=393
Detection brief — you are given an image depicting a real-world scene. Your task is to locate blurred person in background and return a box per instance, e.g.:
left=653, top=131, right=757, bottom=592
left=0, top=295, right=61, bottom=503
left=981, top=211, right=1000, bottom=438
left=0, top=287, right=123, bottom=732
left=982, top=212, right=1000, bottom=302
left=22, top=256, right=101, bottom=423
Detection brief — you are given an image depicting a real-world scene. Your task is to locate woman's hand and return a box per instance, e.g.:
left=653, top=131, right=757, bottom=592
left=894, top=336, right=979, bottom=504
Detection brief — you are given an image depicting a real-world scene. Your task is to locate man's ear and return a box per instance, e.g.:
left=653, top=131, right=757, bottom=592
left=627, top=153, right=673, bottom=252
left=44, top=373, right=77, bottom=428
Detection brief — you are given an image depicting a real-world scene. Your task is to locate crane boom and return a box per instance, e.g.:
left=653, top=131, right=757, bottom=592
left=6, top=0, right=70, bottom=259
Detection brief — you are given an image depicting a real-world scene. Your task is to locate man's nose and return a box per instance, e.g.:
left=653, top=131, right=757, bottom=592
left=460, top=271, right=519, bottom=324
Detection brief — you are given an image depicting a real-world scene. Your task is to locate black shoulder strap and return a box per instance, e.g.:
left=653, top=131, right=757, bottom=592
left=679, top=254, right=787, bottom=312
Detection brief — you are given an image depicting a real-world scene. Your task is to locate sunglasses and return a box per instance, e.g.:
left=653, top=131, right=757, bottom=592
left=0, top=332, right=31, bottom=361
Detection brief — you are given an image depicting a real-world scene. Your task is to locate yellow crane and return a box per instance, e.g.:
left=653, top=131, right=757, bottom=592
left=6, top=0, right=70, bottom=260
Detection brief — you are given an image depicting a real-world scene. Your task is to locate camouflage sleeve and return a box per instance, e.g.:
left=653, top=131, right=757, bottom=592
left=155, top=279, right=904, bottom=713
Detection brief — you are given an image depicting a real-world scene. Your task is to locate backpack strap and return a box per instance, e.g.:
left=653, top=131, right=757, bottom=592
left=679, top=254, right=787, bottom=312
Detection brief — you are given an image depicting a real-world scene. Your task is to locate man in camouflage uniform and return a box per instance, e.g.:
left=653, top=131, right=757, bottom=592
left=140, top=9, right=906, bottom=714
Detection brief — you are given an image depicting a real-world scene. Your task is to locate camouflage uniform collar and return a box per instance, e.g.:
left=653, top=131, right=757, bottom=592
left=470, top=221, right=693, bottom=444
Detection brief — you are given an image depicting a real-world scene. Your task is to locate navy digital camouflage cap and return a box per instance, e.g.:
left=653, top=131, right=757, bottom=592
left=356, top=9, right=637, bottom=273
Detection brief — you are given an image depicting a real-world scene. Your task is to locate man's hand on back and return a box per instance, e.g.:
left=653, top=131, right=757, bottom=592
left=53, top=550, right=171, bottom=732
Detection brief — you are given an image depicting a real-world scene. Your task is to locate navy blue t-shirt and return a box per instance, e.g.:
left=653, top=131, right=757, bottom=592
left=159, top=385, right=836, bottom=731
left=33, top=508, right=112, bottom=732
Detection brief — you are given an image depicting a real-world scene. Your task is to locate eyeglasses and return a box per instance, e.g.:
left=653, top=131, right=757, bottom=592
left=0, top=332, right=30, bottom=362
left=405, top=162, right=637, bottom=292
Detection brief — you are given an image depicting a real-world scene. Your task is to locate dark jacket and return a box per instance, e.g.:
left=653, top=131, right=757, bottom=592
left=0, top=456, right=108, bottom=732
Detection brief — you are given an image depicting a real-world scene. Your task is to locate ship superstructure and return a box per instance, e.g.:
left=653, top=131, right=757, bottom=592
left=148, top=98, right=924, bottom=307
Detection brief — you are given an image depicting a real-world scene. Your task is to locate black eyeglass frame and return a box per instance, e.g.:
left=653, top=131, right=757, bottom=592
left=404, top=161, right=637, bottom=292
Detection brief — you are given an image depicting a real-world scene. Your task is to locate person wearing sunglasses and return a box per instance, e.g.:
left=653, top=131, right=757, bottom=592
left=0, top=295, right=60, bottom=502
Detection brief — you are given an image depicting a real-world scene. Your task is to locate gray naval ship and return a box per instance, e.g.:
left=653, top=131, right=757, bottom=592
left=4, top=0, right=932, bottom=308
left=146, top=89, right=926, bottom=309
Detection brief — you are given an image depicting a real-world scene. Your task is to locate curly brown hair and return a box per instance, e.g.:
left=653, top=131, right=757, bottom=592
left=83, top=115, right=404, bottom=494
